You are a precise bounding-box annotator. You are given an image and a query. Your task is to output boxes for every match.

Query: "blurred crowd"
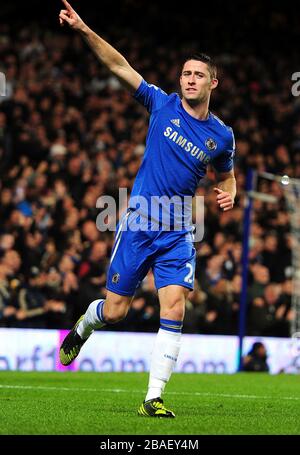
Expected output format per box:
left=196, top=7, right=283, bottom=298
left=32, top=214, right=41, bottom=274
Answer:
left=0, top=2, right=299, bottom=336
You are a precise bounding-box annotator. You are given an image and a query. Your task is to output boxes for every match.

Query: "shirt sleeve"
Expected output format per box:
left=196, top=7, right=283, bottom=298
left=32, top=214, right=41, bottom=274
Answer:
left=133, top=79, right=169, bottom=113
left=211, top=127, right=235, bottom=173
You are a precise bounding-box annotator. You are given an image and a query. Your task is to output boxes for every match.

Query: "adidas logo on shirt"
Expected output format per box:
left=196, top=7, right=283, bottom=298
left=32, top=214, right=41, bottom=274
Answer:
left=170, top=118, right=180, bottom=127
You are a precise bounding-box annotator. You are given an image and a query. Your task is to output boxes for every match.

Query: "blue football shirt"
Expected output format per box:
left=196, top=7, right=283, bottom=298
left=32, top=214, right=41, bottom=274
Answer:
left=129, top=79, right=235, bottom=229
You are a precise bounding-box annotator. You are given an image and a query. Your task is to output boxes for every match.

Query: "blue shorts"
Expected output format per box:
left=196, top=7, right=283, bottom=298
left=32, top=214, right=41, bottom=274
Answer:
left=106, top=210, right=196, bottom=296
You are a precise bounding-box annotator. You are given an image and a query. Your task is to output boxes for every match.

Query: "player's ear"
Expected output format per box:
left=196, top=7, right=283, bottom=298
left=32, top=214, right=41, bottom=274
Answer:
left=210, top=78, right=218, bottom=90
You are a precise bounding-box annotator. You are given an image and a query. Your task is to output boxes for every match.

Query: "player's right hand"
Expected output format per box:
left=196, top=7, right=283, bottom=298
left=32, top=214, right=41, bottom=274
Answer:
left=59, top=0, right=85, bottom=31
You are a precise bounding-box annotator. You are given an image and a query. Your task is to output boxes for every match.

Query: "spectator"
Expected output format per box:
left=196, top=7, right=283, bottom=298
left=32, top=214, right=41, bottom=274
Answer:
left=248, top=283, right=283, bottom=336
left=13, top=266, right=47, bottom=328
left=248, top=263, right=270, bottom=302
left=242, top=341, right=269, bottom=372
left=0, top=264, right=13, bottom=326
left=77, top=241, right=108, bottom=313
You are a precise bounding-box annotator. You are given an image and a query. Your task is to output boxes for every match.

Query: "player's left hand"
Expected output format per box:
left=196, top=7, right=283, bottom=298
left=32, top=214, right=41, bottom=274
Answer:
left=214, top=187, right=234, bottom=211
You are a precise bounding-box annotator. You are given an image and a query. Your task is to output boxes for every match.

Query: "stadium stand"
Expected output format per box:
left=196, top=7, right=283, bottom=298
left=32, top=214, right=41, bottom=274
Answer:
left=0, top=0, right=299, bottom=336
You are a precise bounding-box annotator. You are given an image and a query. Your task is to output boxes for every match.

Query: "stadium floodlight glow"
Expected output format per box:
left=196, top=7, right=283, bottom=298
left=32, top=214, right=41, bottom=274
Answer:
left=281, top=175, right=290, bottom=186
left=258, top=171, right=297, bottom=186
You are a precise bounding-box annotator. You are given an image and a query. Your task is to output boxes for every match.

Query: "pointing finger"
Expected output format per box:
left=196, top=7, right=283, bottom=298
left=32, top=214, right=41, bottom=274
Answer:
left=61, top=0, right=73, bottom=11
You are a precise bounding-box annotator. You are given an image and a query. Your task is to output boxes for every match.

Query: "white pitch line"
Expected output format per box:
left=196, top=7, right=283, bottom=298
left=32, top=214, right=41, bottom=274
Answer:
left=0, top=384, right=299, bottom=401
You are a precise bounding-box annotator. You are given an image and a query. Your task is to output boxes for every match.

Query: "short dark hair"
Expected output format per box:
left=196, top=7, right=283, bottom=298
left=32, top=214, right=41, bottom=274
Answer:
left=249, top=342, right=265, bottom=355
left=182, top=53, right=217, bottom=80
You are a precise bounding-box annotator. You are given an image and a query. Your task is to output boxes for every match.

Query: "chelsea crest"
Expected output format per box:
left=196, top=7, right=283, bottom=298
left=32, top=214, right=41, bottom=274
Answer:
left=205, top=138, right=217, bottom=151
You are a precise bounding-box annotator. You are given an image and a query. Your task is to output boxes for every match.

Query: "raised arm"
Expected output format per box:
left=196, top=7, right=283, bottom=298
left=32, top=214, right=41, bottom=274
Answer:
left=59, top=0, right=142, bottom=93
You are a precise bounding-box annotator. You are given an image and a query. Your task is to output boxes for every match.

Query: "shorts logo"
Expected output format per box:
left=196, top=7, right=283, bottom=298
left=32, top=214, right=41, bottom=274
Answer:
left=112, top=273, right=120, bottom=284
left=205, top=138, right=217, bottom=151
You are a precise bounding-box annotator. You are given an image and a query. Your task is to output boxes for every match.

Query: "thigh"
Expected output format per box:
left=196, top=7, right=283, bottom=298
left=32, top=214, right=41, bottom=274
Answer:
left=106, top=212, right=153, bottom=296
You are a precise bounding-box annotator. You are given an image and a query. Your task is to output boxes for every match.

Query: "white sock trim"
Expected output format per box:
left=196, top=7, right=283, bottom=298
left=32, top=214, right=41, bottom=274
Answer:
left=77, top=299, right=106, bottom=339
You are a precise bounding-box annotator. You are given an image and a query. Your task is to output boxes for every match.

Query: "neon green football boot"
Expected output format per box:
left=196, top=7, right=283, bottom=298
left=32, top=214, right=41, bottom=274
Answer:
left=138, top=397, right=175, bottom=418
left=59, top=315, right=86, bottom=366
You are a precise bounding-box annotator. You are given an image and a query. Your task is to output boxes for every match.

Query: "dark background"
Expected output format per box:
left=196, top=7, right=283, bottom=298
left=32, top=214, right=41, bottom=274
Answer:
left=0, top=0, right=299, bottom=337
left=0, top=0, right=299, bottom=55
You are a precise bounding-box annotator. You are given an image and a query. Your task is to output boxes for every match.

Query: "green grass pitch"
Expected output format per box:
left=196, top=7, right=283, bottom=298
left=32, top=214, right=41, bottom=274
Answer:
left=0, top=371, right=299, bottom=435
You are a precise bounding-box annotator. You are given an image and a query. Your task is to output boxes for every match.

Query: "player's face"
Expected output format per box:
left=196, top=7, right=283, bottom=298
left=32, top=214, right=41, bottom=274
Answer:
left=180, top=60, right=218, bottom=104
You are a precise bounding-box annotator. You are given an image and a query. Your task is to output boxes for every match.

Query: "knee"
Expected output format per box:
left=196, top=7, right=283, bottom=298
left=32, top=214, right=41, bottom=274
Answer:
left=104, top=307, right=128, bottom=324
left=103, top=296, right=130, bottom=324
left=161, top=296, right=186, bottom=321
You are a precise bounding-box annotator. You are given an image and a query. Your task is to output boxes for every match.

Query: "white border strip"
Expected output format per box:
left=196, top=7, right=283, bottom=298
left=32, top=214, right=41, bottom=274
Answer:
left=0, top=384, right=298, bottom=401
